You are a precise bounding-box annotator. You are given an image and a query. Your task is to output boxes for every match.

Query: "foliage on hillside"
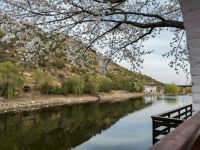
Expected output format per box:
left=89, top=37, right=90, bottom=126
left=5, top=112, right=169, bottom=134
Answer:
left=0, top=62, right=23, bottom=98
left=0, top=24, right=163, bottom=99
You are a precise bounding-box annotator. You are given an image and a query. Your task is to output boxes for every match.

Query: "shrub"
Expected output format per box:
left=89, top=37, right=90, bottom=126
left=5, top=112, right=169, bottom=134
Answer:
left=60, top=81, right=69, bottom=95
left=133, top=82, right=145, bottom=92
left=107, top=74, right=134, bottom=92
left=84, top=74, right=100, bottom=94
left=120, top=78, right=134, bottom=92
left=51, top=86, right=63, bottom=95
left=133, top=83, right=141, bottom=92
left=33, top=68, right=56, bottom=89
left=109, top=75, right=124, bottom=90
left=39, top=83, right=65, bottom=95
left=0, top=62, right=23, bottom=99
left=123, top=81, right=134, bottom=92
left=66, top=75, right=85, bottom=95
left=39, top=82, right=53, bottom=94
left=7, top=85, right=15, bottom=99
left=98, top=76, right=113, bottom=92
left=51, top=61, right=65, bottom=69
left=33, top=68, right=46, bottom=89
left=164, top=83, right=179, bottom=95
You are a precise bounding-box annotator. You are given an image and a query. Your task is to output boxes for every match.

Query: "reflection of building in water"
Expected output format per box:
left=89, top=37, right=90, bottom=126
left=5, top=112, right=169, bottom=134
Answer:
left=144, top=83, right=157, bottom=93
left=144, top=96, right=157, bottom=103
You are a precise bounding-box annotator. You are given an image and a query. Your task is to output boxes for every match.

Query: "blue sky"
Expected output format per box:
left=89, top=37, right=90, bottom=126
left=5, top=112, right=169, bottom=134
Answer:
left=118, top=31, right=191, bottom=85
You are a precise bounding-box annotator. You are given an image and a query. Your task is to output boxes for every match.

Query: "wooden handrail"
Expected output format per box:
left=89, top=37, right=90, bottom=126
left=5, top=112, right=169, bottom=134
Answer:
left=157, top=104, right=192, bottom=117
left=152, top=116, right=184, bottom=124
left=150, top=111, right=200, bottom=150
left=151, top=104, right=193, bottom=144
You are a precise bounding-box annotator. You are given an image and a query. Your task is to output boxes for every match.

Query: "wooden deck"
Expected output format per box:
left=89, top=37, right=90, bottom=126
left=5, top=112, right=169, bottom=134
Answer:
left=152, top=104, right=193, bottom=144
left=150, top=105, right=200, bottom=150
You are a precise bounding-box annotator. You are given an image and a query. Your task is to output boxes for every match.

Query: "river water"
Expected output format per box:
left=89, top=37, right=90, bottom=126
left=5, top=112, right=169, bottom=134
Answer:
left=0, top=95, right=192, bottom=150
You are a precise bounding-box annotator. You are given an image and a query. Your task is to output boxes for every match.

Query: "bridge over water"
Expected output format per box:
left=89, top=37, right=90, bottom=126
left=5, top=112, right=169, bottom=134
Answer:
left=178, top=85, right=192, bottom=88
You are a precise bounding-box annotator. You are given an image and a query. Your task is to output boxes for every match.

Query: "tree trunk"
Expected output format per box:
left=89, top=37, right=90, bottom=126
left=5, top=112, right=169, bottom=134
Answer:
left=179, top=0, right=200, bottom=111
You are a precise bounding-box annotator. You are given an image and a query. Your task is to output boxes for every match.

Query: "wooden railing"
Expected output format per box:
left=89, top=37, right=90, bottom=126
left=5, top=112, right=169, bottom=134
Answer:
left=152, top=104, right=193, bottom=144
left=150, top=111, right=200, bottom=150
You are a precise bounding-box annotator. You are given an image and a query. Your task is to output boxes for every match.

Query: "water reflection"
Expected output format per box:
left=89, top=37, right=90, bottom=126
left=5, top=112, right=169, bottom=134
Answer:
left=0, top=98, right=152, bottom=150
left=165, top=98, right=177, bottom=105
left=144, top=96, right=157, bottom=103
left=74, top=96, right=192, bottom=150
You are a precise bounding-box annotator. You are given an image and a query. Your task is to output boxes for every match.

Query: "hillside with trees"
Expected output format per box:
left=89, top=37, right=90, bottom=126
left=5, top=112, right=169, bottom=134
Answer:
left=0, top=21, right=162, bottom=99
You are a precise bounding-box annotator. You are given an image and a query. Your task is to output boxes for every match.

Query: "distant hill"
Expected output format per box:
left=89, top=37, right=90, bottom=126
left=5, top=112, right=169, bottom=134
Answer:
left=0, top=19, right=163, bottom=91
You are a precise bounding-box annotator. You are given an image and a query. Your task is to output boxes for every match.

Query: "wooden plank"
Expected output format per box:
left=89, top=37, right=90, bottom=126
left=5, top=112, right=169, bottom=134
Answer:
left=154, top=121, right=180, bottom=129
left=154, top=128, right=170, bottom=137
left=152, top=116, right=184, bottom=124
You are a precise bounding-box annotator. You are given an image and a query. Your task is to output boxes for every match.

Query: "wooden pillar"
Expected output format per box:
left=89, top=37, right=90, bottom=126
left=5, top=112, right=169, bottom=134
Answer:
left=179, top=0, right=200, bottom=111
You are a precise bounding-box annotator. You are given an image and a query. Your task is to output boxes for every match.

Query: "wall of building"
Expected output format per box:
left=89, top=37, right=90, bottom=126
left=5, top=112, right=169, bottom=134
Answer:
left=144, top=86, right=157, bottom=93
left=179, top=0, right=200, bottom=110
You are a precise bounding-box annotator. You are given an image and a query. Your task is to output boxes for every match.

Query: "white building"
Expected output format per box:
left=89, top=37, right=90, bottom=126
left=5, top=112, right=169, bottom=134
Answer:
left=144, top=83, right=157, bottom=93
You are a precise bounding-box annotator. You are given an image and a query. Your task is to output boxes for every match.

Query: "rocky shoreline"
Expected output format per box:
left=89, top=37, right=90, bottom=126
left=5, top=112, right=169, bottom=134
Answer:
left=0, top=91, right=146, bottom=114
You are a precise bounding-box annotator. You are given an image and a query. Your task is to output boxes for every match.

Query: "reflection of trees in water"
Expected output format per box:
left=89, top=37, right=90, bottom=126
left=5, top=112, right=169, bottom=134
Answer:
left=0, top=98, right=152, bottom=150
left=164, top=98, right=177, bottom=105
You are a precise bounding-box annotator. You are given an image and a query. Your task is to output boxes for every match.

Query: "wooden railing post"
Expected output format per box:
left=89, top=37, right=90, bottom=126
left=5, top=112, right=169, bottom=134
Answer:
left=152, top=118, right=155, bottom=144
left=186, top=107, right=188, bottom=119
left=167, top=114, right=170, bottom=132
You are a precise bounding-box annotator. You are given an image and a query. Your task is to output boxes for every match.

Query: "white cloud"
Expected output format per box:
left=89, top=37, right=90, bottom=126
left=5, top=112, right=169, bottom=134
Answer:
left=117, top=31, right=191, bottom=85
left=142, top=54, right=190, bottom=84
left=118, top=54, right=191, bottom=84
